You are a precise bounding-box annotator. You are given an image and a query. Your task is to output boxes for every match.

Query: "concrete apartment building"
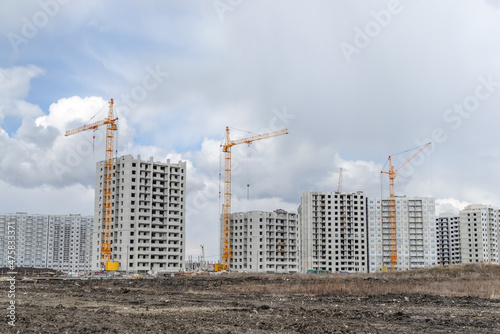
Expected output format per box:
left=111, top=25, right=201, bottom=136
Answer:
left=223, top=210, right=299, bottom=273
left=368, top=197, right=437, bottom=272
left=436, top=213, right=461, bottom=266
left=0, top=213, right=93, bottom=273
left=459, top=204, right=499, bottom=264
left=298, top=191, right=368, bottom=273
left=92, top=154, right=186, bottom=274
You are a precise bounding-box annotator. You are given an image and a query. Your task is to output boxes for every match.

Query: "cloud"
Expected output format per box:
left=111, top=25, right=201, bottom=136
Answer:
left=0, top=65, right=45, bottom=122
left=0, top=71, right=138, bottom=188
left=1, top=2, right=500, bottom=260
left=436, top=198, right=470, bottom=215
left=485, top=0, right=500, bottom=8
left=16, top=117, right=58, bottom=148
left=0, top=179, right=94, bottom=215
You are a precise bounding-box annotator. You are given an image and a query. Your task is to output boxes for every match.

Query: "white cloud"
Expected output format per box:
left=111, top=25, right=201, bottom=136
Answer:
left=1, top=2, right=500, bottom=260
left=0, top=71, right=138, bottom=188
left=485, top=0, right=500, bottom=8
left=0, top=179, right=94, bottom=215
left=436, top=198, right=470, bottom=215
left=36, top=96, right=108, bottom=132
left=0, top=65, right=44, bottom=122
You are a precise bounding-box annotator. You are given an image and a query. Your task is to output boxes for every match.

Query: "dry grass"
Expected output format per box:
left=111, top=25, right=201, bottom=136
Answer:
left=203, top=264, right=500, bottom=299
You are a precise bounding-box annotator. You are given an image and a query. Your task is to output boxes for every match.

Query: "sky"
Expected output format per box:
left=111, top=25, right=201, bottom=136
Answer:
left=1, top=0, right=500, bottom=260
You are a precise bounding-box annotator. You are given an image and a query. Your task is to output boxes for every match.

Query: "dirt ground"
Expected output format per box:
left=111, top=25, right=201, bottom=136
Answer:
left=1, top=269, right=500, bottom=333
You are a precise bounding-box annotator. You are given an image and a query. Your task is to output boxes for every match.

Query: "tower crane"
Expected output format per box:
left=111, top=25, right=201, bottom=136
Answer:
left=65, top=99, right=119, bottom=271
left=381, top=142, right=431, bottom=272
left=220, top=126, right=288, bottom=271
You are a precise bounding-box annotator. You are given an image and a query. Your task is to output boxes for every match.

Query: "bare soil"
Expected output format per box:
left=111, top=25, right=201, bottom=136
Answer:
left=1, top=266, right=500, bottom=333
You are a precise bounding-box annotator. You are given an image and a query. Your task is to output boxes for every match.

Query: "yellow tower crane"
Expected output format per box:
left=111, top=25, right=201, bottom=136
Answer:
left=381, top=142, right=431, bottom=272
left=220, top=126, right=288, bottom=271
left=65, top=99, right=119, bottom=271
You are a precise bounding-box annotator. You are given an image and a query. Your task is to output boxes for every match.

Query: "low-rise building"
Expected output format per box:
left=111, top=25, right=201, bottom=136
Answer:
left=223, top=210, right=299, bottom=273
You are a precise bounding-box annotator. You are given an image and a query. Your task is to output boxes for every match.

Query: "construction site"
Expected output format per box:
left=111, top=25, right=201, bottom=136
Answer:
left=1, top=264, right=499, bottom=333
left=51, top=101, right=436, bottom=276
left=1, top=100, right=499, bottom=333
left=2, top=2, right=500, bottom=332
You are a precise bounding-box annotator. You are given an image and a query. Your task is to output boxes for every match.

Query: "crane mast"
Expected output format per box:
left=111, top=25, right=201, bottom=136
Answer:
left=221, top=126, right=288, bottom=271
left=65, top=99, right=119, bottom=271
left=381, top=142, right=431, bottom=272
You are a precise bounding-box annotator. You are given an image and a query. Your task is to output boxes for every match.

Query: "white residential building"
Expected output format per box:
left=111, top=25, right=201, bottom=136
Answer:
left=298, top=191, right=368, bottom=273
left=367, top=197, right=437, bottom=272
left=92, top=154, right=186, bottom=274
left=0, top=213, right=93, bottom=273
left=223, top=210, right=299, bottom=273
left=436, top=213, right=461, bottom=266
left=459, top=204, right=499, bottom=264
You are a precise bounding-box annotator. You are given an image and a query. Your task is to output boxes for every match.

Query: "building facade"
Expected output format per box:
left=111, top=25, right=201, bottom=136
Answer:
left=298, top=191, right=368, bottom=273
left=92, top=154, right=186, bottom=274
left=436, top=213, right=461, bottom=266
left=223, top=210, right=299, bottom=273
left=367, top=197, right=437, bottom=272
left=459, top=204, right=499, bottom=264
left=0, top=213, right=93, bottom=273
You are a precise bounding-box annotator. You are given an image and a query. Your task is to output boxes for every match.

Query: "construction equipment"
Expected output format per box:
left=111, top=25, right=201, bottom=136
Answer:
left=381, top=142, right=431, bottom=272
left=200, top=245, right=206, bottom=271
left=336, top=167, right=344, bottom=193
left=65, top=99, right=119, bottom=271
left=220, top=126, right=288, bottom=271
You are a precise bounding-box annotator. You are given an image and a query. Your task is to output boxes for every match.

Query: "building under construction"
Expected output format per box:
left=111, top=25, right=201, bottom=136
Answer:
left=298, top=190, right=368, bottom=273
left=221, top=210, right=299, bottom=273
left=459, top=204, right=500, bottom=265
left=436, top=213, right=461, bottom=266
left=367, top=197, right=437, bottom=272
left=92, top=154, right=186, bottom=274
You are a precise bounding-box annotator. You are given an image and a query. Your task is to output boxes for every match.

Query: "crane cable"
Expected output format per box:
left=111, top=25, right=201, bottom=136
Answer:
left=115, top=117, right=119, bottom=161
left=228, top=126, right=256, bottom=136
left=246, top=143, right=250, bottom=201
left=429, top=151, right=434, bottom=197
left=384, top=143, right=431, bottom=170
left=86, top=101, right=109, bottom=157
left=92, top=129, right=96, bottom=156
left=86, top=101, right=107, bottom=154
left=218, top=133, right=224, bottom=247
